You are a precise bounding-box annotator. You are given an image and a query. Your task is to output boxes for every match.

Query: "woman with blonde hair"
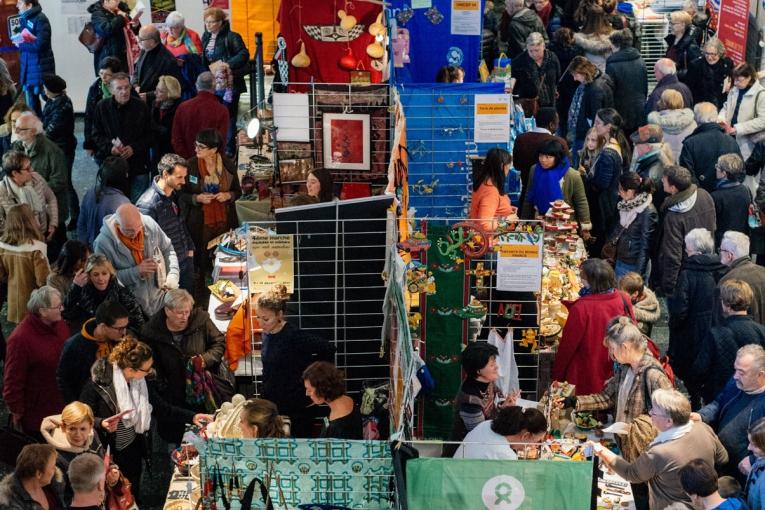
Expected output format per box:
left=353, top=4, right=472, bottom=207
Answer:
left=0, top=203, right=49, bottom=323
left=686, top=37, right=733, bottom=109
left=150, top=74, right=183, bottom=163
left=239, top=398, right=288, bottom=439
left=647, top=89, right=696, bottom=163
left=664, top=10, right=700, bottom=81
left=63, top=253, right=144, bottom=331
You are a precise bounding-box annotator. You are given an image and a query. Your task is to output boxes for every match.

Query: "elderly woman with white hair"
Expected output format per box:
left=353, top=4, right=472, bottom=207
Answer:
left=510, top=32, right=561, bottom=113
left=593, top=388, right=728, bottom=510
left=664, top=10, right=700, bottom=82
left=685, top=38, right=733, bottom=109
left=161, top=11, right=202, bottom=57
left=2, top=285, right=69, bottom=438
left=139, top=288, right=228, bottom=443
left=720, top=231, right=765, bottom=326
left=667, top=228, right=727, bottom=409
left=711, top=154, right=751, bottom=248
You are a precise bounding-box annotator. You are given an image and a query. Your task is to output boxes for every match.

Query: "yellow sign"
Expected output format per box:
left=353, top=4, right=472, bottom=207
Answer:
left=454, top=0, right=480, bottom=9
left=476, top=103, right=509, bottom=115
left=248, top=234, right=294, bottom=293
left=498, top=244, right=539, bottom=258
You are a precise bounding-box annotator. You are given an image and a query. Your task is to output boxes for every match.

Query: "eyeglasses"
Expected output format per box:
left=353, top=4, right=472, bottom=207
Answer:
left=134, top=366, right=154, bottom=374
left=107, top=324, right=128, bottom=333
left=42, top=304, right=64, bottom=311
left=194, top=142, right=212, bottom=151
left=14, top=126, right=33, bottom=132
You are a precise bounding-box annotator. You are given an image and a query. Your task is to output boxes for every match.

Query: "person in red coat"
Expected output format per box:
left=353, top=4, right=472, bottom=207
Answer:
left=3, top=285, right=69, bottom=438
left=171, top=71, right=228, bottom=159
left=552, top=258, right=635, bottom=395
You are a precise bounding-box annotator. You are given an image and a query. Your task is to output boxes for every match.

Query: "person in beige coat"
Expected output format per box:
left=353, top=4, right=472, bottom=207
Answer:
left=0, top=150, right=57, bottom=236
left=0, top=204, right=49, bottom=323
left=593, top=388, right=728, bottom=510
left=719, top=63, right=765, bottom=164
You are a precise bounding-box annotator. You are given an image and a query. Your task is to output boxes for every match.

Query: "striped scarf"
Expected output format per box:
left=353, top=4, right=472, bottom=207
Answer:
left=567, top=83, right=585, bottom=142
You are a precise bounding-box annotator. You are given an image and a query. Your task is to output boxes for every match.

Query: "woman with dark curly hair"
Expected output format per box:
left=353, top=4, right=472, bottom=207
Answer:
left=47, top=240, right=90, bottom=301
left=303, top=361, right=361, bottom=439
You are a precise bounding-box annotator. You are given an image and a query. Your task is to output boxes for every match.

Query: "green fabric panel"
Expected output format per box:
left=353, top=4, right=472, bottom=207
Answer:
left=406, top=458, right=594, bottom=510
left=422, top=397, right=457, bottom=439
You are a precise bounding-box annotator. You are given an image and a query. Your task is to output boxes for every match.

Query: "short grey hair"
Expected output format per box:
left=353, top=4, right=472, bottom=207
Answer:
left=163, top=288, right=194, bottom=310
left=721, top=231, right=750, bottom=259
left=604, top=316, right=647, bottom=351
left=526, top=32, right=545, bottom=47
left=17, top=111, right=43, bottom=134
left=196, top=71, right=214, bottom=92
left=694, top=102, right=718, bottom=124
left=651, top=388, right=691, bottom=426
left=165, top=11, right=185, bottom=28
left=685, top=228, right=714, bottom=255
left=68, top=453, right=104, bottom=494
left=738, top=344, right=765, bottom=373
left=717, top=153, right=745, bottom=180
left=654, top=58, right=677, bottom=76
left=681, top=0, right=697, bottom=11
left=704, top=37, right=726, bottom=57
left=27, top=285, right=61, bottom=315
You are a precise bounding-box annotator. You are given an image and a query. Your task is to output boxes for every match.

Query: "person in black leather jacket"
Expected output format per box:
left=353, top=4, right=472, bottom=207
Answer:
left=664, top=11, right=701, bottom=82
left=610, top=172, right=658, bottom=281
left=87, top=0, right=140, bottom=76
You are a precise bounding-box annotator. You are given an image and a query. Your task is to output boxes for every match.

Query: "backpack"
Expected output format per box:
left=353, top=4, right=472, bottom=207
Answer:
left=620, top=291, right=676, bottom=386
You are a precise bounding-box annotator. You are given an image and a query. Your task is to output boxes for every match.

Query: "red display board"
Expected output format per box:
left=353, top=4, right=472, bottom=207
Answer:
left=716, top=0, right=749, bottom=64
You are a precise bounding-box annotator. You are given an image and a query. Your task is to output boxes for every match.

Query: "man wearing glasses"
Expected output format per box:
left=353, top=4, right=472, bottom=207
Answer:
left=132, top=24, right=182, bottom=98
left=56, top=300, right=131, bottom=404
left=719, top=231, right=765, bottom=325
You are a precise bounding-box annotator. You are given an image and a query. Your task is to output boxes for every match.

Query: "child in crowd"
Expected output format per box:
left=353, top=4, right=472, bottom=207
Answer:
left=718, top=476, right=744, bottom=500
left=618, top=272, right=660, bottom=336
left=577, top=127, right=606, bottom=177
left=746, top=418, right=765, bottom=510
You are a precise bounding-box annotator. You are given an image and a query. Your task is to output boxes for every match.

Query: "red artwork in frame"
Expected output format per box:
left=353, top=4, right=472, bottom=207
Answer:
left=322, top=113, right=371, bottom=171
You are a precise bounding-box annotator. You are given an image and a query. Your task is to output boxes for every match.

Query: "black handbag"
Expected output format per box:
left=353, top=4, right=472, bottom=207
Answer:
left=0, top=417, right=37, bottom=467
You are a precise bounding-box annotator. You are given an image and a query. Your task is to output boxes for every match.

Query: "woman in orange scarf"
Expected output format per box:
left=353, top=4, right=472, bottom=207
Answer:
left=181, top=128, right=240, bottom=303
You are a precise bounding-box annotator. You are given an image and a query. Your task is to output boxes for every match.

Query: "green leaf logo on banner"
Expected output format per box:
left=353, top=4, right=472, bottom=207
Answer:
left=481, top=475, right=525, bottom=509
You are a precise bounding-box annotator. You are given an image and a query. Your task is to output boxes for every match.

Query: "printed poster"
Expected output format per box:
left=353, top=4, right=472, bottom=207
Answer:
left=474, top=94, right=511, bottom=143
left=248, top=234, right=294, bottom=293
left=495, top=231, right=543, bottom=292
left=716, top=0, right=748, bottom=64
left=451, top=0, right=481, bottom=36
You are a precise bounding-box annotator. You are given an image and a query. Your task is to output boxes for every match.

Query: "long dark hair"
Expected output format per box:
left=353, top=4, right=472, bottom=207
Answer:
left=618, top=172, right=655, bottom=195
left=473, top=148, right=512, bottom=196
left=308, top=168, right=334, bottom=203
left=595, top=108, right=632, bottom=167
left=96, top=157, right=129, bottom=203
left=51, top=240, right=89, bottom=278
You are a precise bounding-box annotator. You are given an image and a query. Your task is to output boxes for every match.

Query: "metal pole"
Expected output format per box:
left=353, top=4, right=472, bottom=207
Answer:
left=255, top=32, right=265, bottom=110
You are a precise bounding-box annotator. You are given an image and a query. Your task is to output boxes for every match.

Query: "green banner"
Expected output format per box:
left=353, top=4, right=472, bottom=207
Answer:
left=407, top=458, right=594, bottom=510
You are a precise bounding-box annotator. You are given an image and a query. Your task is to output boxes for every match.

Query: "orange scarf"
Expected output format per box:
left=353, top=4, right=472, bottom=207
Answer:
left=116, top=225, right=145, bottom=264
left=198, top=155, right=229, bottom=226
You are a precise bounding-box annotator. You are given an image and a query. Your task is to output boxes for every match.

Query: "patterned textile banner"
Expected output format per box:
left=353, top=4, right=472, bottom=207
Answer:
left=406, top=458, right=594, bottom=510
left=201, top=438, right=394, bottom=509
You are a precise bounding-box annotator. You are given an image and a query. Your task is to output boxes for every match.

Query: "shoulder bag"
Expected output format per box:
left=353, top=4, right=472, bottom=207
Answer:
left=748, top=90, right=765, bottom=145
left=79, top=22, right=104, bottom=54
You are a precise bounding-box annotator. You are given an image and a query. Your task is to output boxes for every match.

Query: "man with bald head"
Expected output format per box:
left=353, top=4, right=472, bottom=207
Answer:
left=133, top=24, right=182, bottom=97
left=645, top=58, right=693, bottom=114
left=93, top=203, right=179, bottom=316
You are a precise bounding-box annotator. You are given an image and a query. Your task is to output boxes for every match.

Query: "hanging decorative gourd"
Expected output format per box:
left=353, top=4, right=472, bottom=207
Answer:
left=338, top=9, right=357, bottom=31
left=368, top=12, right=385, bottom=37
left=291, top=41, right=311, bottom=68
left=366, top=11, right=386, bottom=60
left=339, top=46, right=358, bottom=70
left=366, top=39, right=385, bottom=59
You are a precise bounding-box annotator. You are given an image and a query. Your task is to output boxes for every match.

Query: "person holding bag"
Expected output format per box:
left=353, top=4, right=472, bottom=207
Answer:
left=569, top=316, right=672, bottom=510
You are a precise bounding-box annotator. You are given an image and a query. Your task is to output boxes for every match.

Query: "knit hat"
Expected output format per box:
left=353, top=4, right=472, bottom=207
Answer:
left=43, top=75, right=66, bottom=94
left=630, top=124, right=663, bottom=144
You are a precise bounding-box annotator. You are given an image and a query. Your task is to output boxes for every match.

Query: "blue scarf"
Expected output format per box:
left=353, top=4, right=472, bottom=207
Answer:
left=527, top=157, right=571, bottom=216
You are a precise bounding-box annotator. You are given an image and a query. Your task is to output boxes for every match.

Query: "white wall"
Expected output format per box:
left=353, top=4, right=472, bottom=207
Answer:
left=47, top=0, right=207, bottom=112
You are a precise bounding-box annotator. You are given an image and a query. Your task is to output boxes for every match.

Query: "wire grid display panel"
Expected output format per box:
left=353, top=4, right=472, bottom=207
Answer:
left=397, top=83, right=512, bottom=219
left=200, top=438, right=394, bottom=509
left=242, top=200, right=394, bottom=397
left=636, top=18, right=670, bottom=90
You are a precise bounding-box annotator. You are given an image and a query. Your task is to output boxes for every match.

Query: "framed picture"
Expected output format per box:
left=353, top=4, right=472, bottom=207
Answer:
left=322, top=113, right=370, bottom=171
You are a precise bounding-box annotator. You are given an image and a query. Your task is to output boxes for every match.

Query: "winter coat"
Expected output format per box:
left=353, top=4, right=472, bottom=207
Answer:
left=150, top=98, right=180, bottom=161
left=139, top=307, right=226, bottom=442
left=587, top=144, right=623, bottom=238
left=137, top=178, right=194, bottom=263
left=12, top=134, right=69, bottom=222
left=500, top=8, right=548, bottom=58
left=2, top=312, right=68, bottom=435
left=573, top=70, right=614, bottom=141
left=694, top=315, right=765, bottom=403
left=746, top=455, right=765, bottom=510
left=180, top=155, right=241, bottom=255
left=605, top=47, right=648, bottom=131
left=521, top=166, right=591, bottom=229
left=646, top=109, right=696, bottom=164
left=133, top=44, right=182, bottom=94
left=0, top=472, right=65, bottom=510
left=83, top=79, right=106, bottom=152
left=712, top=181, right=751, bottom=247
left=552, top=290, right=635, bottom=395
left=576, top=353, right=671, bottom=461
left=549, top=41, right=583, bottom=132
left=613, top=201, right=658, bottom=276
left=91, top=96, right=152, bottom=177
left=656, top=185, right=717, bottom=294
left=573, top=31, right=612, bottom=72
left=0, top=172, right=57, bottom=235
left=719, top=81, right=765, bottom=159
left=645, top=74, right=693, bottom=114
left=42, top=94, right=76, bottom=158
left=0, top=240, right=49, bottom=323
left=511, top=50, right=561, bottom=107
left=633, top=287, right=661, bottom=337
left=171, top=91, right=229, bottom=159
left=686, top=55, right=734, bottom=109
left=58, top=319, right=113, bottom=404
left=720, top=257, right=765, bottom=325
left=76, top=186, right=130, bottom=248
left=92, top=213, right=179, bottom=317
left=201, top=21, right=250, bottom=96
left=634, top=150, right=669, bottom=211
left=664, top=29, right=701, bottom=81
left=63, top=277, right=145, bottom=333
left=17, top=5, right=55, bottom=89
left=680, top=123, right=743, bottom=193
left=87, top=1, right=133, bottom=75
left=666, top=253, right=727, bottom=385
